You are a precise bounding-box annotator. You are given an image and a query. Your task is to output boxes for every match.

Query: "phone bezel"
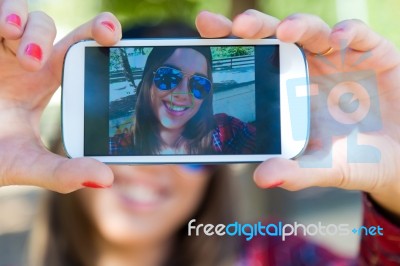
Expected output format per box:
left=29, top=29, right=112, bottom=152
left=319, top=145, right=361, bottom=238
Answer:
left=62, top=38, right=309, bottom=164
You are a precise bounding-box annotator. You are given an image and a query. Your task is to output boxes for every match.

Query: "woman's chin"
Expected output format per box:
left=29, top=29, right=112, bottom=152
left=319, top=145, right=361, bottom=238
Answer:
left=159, top=118, right=185, bottom=132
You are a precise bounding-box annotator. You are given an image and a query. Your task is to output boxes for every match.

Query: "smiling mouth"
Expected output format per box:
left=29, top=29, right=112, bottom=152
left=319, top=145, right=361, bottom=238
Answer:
left=118, top=184, right=162, bottom=204
left=164, top=101, right=190, bottom=112
left=113, top=180, right=170, bottom=210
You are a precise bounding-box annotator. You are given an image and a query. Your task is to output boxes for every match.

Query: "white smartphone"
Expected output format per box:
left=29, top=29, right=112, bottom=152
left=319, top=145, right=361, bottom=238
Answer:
left=62, top=38, right=309, bottom=164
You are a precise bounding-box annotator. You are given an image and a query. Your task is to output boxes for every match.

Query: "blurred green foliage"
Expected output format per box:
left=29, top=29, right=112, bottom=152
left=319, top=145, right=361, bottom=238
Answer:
left=31, top=0, right=400, bottom=48
left=261, top=0, right=400, bottom=48
left=102, top=0, right=197, bottom=26
left=367, top=0, right=400, bottom=48
left=261, top=0, right=337, bottom=25
left=101, top=0, right=231, bottom=28
left=29, top=0, right=99, bottom=29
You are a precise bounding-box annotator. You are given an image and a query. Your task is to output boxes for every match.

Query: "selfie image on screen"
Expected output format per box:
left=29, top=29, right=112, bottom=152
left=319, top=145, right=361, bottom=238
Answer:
left=83, top=45, right=280, bottom=156
left=108, top=46, right=259, bottom=156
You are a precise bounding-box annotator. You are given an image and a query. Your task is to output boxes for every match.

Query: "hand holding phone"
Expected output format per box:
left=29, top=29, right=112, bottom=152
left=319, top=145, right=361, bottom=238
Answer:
left=0, top=2, right=119, bottom=192
left=62, top=38, right=310, bottom=164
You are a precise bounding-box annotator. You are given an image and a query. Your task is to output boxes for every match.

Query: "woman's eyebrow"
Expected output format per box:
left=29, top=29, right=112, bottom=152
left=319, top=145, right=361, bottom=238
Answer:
left=162, top=64, right=208, bottom=78
left=162, top=64, right=182, bottom=71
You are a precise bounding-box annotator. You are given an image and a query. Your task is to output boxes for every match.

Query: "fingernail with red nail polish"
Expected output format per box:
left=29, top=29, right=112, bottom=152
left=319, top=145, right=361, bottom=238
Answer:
left=82, top=181, right=111, bottom=189
left=266, top=180, right=284, bottom=189
left=6, top=14, right=21, bottom=28
left=101, top=21, right=115, bottom=32
left=25, top=43, right=42, bottom=61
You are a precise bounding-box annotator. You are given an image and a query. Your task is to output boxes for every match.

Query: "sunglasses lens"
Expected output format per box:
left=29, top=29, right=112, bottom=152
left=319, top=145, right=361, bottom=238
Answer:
left=154, top=67, right=182, bottom=90
left=154, top=67, right=211, bottom=99
left=190, top=76, right=211, bottom=99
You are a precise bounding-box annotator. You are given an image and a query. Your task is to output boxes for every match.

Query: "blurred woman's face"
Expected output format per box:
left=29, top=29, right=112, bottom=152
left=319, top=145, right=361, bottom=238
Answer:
left=79, top=165, right=210, bottom=247
left=150, top=48, right=208, bottom=131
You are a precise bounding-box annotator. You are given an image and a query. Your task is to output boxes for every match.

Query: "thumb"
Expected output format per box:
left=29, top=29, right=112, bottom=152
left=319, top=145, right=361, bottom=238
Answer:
left=254, top=148, right=384, bottom=192
left=253, top=156, right=345, bottom=191
left=9, top=151, right=114, bottom=193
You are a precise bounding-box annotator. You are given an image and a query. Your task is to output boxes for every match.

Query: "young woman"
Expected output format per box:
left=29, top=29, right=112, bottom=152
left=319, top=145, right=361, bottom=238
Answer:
left=0, top=1, right=399, bottom=265
left=111, top=45, right=256, bottom=155
left=28, top=165, right=240, bottom=266
left=133, top=46, right=216, bottom=155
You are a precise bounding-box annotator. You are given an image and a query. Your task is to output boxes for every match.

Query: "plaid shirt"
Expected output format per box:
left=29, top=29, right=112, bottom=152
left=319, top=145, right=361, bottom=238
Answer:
left=239, top=194, right=400, bottom=266
left=109, top=113, right=256, bottom=155
left=212, top=113, right=256, bottom=154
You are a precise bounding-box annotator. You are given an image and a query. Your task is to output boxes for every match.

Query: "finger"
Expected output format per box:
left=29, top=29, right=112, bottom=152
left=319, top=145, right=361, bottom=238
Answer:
left=195, top=10, right=232, bottom=38
left=331, top=20, right=400, bottom=72
left=0, top=0, right=28, bottom=39
left=13, top=11, right=56, bottom=71
left=254, top=136, right=384, bottom=192
left=330, top=19, right=383, bottom=52
left=254, top=156, right=384, bottom=192
left=49, top=12, right=122, bottom=84
left=254, top=137, right=348, bottom=190
left=231, top=9, right=280, bottom=39
left=10, top=150, right=114, bottom=193
left=253, top=157, right=344, bottom=191
left=277, top=13, right=332, bottom=55
left=330, top=19, right=380, bottom=52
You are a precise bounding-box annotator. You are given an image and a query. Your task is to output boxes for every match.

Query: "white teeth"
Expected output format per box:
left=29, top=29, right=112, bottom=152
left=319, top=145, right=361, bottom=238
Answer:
left=119, top=185, right=160, bottom=204
left=167, top=103, right=188, bottom=112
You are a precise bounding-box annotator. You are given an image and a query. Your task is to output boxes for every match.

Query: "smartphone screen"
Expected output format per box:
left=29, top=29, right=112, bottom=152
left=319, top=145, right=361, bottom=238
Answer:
left=83, top=45, right=281, bottom=156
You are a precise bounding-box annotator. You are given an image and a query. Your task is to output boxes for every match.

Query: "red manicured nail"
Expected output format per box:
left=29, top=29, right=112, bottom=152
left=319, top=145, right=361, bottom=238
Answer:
left=25, top=43, right=42, bottom=61
left=6, top=14, right=21, bottom=28
left=82, top=181, right=111, bottom=189
left=266, top=180, right=284, bottom=189
left=101, top=21, right=115, bottom=32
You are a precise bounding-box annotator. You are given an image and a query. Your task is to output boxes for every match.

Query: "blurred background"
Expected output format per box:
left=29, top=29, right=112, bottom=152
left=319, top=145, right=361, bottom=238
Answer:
left=27, top=0, right=400, bottom=46
left=1, top=0, right=400, bottom=265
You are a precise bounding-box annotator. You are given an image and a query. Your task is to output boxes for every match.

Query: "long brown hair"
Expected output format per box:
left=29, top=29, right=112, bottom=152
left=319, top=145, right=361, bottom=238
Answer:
left=134, top=46, right=216, bottom=154
left=28, top=166, right=239, bottom=266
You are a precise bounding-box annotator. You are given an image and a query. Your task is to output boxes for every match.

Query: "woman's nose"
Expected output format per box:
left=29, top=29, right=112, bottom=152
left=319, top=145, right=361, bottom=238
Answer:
left=172, top=76, right=191, bottom=99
